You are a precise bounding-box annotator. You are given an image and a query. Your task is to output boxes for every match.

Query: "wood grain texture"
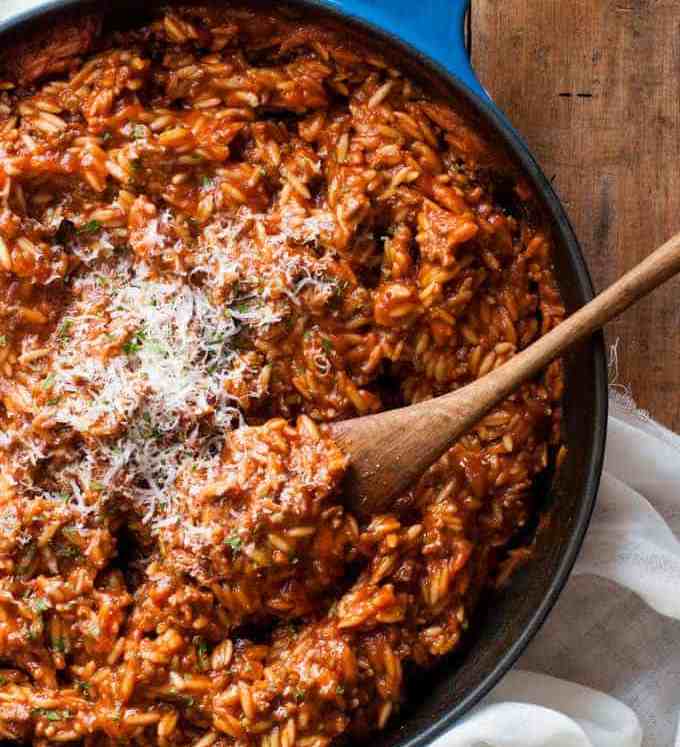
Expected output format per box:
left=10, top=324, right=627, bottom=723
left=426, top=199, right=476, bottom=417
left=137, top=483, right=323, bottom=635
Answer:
left=472, top=0, right=680, bottom=429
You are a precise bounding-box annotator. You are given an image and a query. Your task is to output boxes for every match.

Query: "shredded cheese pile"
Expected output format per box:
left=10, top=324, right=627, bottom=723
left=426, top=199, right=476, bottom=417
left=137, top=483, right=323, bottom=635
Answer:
left=19, top=205, right=342, bottom=535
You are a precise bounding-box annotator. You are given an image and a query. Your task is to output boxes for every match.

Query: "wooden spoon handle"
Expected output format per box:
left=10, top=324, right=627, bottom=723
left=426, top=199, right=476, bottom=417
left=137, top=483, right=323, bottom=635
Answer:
left=332, top=230, right=680, bottom=515
left=463, top=228, right=680, bottom=409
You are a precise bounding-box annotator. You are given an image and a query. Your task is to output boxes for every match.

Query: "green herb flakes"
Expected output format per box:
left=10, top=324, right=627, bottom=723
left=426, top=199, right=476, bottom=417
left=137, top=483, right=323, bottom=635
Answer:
left=194, top=637, right=209, bottom=671
left=77, top=220, right=102, bottom=235
left=225, top=534, right=243, bottom=552
left=32, top=708, right=70, bottom=721
left=57, top=318, right=73, bottom=341
left=52, top=637, right=66, bottom=653
left=123, top=328, right=147, bottom=354
left=32, top=597, right=49, bottom=613
left=41, top=374, right=56, bottom=390
left=77, top=680, right=91, bottom=696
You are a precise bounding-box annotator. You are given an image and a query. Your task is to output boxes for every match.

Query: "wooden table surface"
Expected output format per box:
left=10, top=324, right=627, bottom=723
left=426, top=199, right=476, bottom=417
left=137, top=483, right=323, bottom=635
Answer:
left=472, top=0, right=680, bottom=431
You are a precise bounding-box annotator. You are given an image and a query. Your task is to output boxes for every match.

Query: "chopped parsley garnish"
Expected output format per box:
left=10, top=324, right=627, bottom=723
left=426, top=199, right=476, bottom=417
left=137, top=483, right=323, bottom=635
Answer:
left=225, top=534, right=243, bottom=552
left=336, top=684, right=345, bottom=696
left=58, top=543, right=79, bottom=560
left=321, top=338, right=333, bottom=354
left=57, top=318, right=73, bottom=341
left=32, top=708, right=70, bottom=721
left=17, top=544, right=36, bottom=574
left=123, top=328, right=147, bottom=354
left=32, top=597, right=49, bottom=613
left=142, top=412, right=163, bottom=439
left=294, top=689, right=306, bottom=703
left=52, top=637, right=66, bottom=653
left=0, top=335, right=6, bottom=346
left=77, top=681, right=91, bottom=696
left=194, top=637, right=209, bottom=671
left=0, top=675, right=6, bottom=686
left=77, top=220, right=102, bottom=235
left=41, top=374, right=56, bottom=390
left=329, top=279, right=350, bottom=308
left=202, top=175, right=213, bottom=188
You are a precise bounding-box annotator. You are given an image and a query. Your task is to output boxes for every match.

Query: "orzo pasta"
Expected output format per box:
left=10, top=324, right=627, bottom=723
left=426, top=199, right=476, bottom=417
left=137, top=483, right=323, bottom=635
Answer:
left=0, top=5, right=565, bottom=745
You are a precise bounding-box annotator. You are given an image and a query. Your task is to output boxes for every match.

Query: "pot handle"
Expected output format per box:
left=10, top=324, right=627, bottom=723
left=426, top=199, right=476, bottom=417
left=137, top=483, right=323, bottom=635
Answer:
left=327, top=0, right=489, bottom=102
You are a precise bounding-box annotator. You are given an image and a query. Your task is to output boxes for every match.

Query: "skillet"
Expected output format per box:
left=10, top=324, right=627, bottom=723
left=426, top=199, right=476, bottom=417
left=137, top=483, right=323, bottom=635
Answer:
left=0, top=1, right=608, bottom=744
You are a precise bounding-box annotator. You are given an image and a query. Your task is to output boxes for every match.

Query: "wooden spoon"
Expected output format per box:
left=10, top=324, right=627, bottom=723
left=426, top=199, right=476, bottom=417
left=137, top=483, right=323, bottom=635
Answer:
left=330, top=231, right=680, bottom=516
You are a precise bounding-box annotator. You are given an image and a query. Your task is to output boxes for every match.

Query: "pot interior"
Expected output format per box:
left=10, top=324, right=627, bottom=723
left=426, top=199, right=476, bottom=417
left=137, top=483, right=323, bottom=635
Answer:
left=0, top=3, right=608, bottom=746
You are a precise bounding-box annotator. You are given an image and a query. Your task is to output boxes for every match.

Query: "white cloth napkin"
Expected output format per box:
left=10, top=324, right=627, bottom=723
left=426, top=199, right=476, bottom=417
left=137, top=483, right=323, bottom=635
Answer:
left=1, top=2, right=679, bottom=743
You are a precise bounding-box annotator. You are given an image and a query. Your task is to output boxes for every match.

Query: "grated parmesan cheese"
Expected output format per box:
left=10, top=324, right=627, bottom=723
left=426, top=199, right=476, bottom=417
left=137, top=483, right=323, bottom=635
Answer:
left=9, top=199, right=347, bottom=534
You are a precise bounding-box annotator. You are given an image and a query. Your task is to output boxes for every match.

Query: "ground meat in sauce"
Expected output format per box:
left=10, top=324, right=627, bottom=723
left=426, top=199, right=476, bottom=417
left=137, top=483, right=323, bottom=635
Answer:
left=0, top=5, right=565, bottom=745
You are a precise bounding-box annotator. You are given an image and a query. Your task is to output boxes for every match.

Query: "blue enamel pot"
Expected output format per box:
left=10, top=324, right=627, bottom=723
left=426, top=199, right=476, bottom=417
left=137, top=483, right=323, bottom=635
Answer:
left=0, top=1, right=608, bottom=745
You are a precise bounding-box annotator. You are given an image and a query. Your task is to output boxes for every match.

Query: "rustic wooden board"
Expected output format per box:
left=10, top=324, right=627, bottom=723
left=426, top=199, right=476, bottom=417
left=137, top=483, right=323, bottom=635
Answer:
left=472, top=0, right=680, bottom=430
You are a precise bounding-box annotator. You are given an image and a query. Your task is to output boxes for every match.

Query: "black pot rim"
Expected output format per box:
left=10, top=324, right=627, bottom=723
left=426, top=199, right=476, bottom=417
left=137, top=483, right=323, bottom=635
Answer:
left=302, top=5, right=607, bottom=742
left=0, top=2, right=608, bottom=745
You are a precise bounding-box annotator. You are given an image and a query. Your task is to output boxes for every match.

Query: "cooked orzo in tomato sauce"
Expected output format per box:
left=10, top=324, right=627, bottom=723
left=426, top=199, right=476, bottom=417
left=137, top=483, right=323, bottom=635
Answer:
left=0, top=4, right=565, bottom=745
